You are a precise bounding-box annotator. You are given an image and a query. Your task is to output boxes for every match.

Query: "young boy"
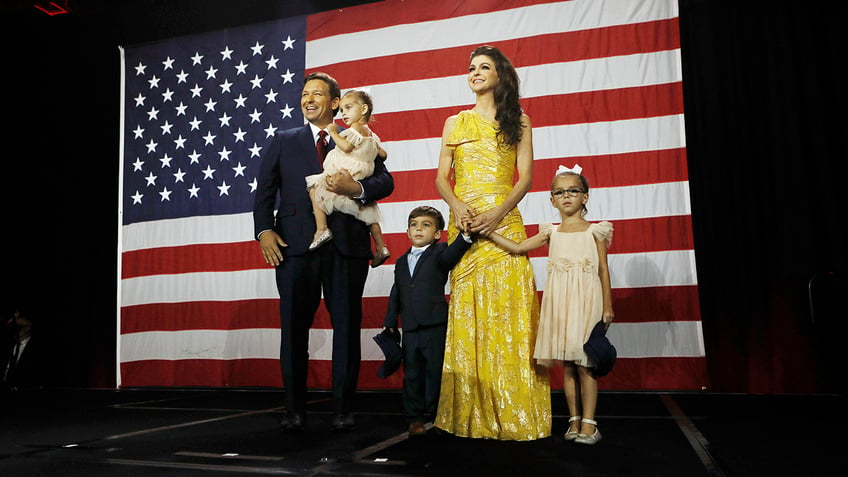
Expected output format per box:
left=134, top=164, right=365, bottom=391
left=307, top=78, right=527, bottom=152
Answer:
left=383, top=206, right=472, bottom=436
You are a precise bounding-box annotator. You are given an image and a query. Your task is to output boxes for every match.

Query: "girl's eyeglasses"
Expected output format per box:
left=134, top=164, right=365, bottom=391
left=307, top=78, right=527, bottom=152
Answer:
left=551, top=188, right=584, bottom=198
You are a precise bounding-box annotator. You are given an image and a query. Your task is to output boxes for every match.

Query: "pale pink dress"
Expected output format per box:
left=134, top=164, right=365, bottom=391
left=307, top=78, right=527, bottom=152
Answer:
left=534, top=221, right=613, bottom=367
left=305, top=128, right=382, bottom=225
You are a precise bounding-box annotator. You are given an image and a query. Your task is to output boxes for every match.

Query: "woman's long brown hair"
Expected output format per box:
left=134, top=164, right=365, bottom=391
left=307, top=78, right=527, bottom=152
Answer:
left=470, top=45, right=523, bottom=147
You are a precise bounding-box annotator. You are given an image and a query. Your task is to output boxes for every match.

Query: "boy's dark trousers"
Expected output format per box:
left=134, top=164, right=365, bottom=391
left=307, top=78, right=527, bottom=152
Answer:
left=401, top=323, right=447, bottom=422
left=383, top=236, right=472, bottom=423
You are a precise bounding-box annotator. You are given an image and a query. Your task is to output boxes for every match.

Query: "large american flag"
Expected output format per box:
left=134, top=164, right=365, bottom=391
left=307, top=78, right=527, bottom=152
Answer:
left=119, top=0, right=707, bottom=390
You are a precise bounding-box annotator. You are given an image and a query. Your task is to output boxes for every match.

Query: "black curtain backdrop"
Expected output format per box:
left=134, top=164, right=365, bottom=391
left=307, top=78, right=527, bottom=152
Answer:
left=679, top=0, right=846, bottom=393
left=3, top=0, right=845, bottom=394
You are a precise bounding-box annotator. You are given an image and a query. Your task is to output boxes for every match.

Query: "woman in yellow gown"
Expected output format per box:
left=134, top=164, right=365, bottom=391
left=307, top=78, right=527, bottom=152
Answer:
left=434, top=45, right=551, bottom=440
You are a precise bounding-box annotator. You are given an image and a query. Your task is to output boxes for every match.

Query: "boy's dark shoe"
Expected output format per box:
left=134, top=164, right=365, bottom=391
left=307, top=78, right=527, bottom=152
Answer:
left=408, top=421, right=427, bottom=436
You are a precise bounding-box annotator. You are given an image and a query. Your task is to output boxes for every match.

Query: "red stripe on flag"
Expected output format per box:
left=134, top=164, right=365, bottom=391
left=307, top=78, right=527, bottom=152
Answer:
left=522, top=216, right=695, bottom=256
left=609, top=285, right=701, bottom=324
left=388, top=148, right=689, bottom=203
left=121, top=359, right=282, bottom=388
left=608, top=215, right=695, bottom=253
left=361, top=287, right=703, bottom=328
left=120, top=214, right=691, bottom=279
left=121, top=300, right=280, bottom=333
left=122, top=241, right=264, bottom=279
left=120, top=359, right=405, bottom=389
left=120, top=356, right=708, bottom=391
left=530, top=149, right=690, bottom=190
left=372, top=83, right=685, bottom=142
left=550, top=356, right=708, bottom=391
left=120, top=283, right=700, bottom=334
left=525, top=83, right=685, bottom=129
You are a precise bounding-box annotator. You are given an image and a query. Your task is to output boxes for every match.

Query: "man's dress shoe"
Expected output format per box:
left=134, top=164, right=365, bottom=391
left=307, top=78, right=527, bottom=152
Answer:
left=280, top=412, right=305, bottom=432
left=331, top=413, right=355, bottom=431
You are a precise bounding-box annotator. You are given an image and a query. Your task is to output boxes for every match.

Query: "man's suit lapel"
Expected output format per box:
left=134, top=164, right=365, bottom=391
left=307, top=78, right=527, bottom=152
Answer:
left=296, top=126, right=318, bottom=170
left=297, top=124, right=337, bottom=172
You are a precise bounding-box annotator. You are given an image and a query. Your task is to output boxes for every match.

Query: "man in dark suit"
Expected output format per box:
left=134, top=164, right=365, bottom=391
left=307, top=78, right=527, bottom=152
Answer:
left=2, top=309, right=44, bottom=392
left=253, top=72, right=394, bottom=432
left=383, top=206, right=472, bottom=436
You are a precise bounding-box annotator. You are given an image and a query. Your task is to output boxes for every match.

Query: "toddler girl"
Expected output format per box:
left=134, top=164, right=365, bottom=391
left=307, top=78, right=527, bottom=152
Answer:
left=306, top=90, right=390, bottom=267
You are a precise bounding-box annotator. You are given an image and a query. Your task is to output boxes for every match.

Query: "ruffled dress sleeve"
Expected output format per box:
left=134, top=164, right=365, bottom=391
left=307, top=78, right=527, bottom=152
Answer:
left=340, top=127, right=363, bottom=147
left=538, top=223, right=554, bottom=239
left=445, top=110, right=481, bottom=148
left=591, top=221, right=613, bottom=248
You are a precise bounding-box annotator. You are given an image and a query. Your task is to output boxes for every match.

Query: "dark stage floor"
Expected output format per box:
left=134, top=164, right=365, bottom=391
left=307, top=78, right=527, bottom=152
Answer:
left=0, top=388, right=842, bottom=476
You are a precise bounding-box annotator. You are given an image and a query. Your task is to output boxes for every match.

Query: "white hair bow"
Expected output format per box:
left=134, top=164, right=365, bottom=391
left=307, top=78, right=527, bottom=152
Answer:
left=556, top=164, right=582, bottom=175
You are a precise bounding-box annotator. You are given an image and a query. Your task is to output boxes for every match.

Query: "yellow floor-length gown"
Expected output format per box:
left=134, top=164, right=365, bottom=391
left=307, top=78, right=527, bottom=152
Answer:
left=435, top=110, right=551, bottom=440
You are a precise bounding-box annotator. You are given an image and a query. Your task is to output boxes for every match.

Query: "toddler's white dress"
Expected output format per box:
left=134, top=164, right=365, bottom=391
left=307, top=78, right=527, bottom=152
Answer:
left=305, top=128, right=382, bottom=225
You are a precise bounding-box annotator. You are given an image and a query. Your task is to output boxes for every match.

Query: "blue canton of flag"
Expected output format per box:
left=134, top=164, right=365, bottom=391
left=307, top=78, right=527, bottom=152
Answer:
left=121, top=17, right=306, bottom=225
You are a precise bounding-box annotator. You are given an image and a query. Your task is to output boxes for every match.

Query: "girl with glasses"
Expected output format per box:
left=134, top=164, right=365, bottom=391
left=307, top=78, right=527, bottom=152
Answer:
left=487, top=165, right=614, bottom=445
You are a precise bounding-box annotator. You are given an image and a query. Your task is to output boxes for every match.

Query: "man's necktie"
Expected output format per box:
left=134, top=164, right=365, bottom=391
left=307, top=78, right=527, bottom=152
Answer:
left=408, top=248, right=424, bottom=276
left=316, top=130, right=328, bottom=167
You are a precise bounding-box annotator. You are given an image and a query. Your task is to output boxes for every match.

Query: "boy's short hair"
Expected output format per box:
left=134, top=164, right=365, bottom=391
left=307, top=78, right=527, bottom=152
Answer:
left=408, top=206, right=445, bottom=230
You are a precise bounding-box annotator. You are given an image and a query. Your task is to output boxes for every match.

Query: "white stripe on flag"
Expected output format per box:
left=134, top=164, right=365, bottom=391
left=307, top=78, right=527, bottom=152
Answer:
left=367, top=250, right=699, bottom=297
left=121, top=269, right=277, bottom=307
left=521, top=181, right=691, bottom=225
left=383, top=114, right=687, bottom=174
left=530, top=250, right=698, bottom=292
left=122, top=213, right=256, bottom=251
left=366, top=50, right=683, bottom=115
left=120, top=179, right=691, bottom=256
left=306, top=0, right=678, bottom=68
left=120, top=248, right=696, bottom=307
left=608, top=321, right=705, bottom=358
